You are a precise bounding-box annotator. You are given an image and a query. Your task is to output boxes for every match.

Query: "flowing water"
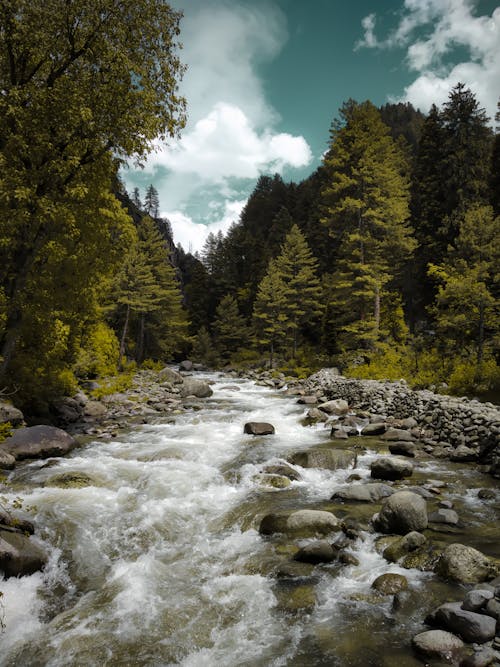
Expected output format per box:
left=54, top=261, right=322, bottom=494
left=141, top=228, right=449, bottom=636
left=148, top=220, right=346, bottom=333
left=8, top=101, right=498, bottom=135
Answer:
left=1, top=375, right=499, bottom=666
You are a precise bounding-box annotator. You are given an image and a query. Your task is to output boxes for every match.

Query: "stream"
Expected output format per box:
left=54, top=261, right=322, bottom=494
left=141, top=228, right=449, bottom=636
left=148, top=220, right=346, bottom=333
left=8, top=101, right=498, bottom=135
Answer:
left=0, top=374, right=499, bottom=666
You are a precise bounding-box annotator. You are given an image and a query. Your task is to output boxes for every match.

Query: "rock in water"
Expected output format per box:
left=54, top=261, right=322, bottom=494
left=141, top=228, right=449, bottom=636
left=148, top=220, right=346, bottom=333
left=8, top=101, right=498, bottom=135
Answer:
left=436, top=543, right=497, bottom=583
left=370, top=456, right=413, bottom=480
left=1, top=425, right=76, bottom=460
left=371, top=573, right=408, bottom=595
left=0, top=448, right=16, bottom=470
left=179, top=378, right=213, bottom=398
left=244, top=422, right=275, bottom=436
left=317, top=399, right=349, bottom=415
left=259, top=509, right=339, bottom=537
left=288, top=448, right=356, bottom=470
left=428, top=601, right=496, bottom=643
left=373, top=491, right=427, bottom=534
left=331, top=482, right=393, bottom=503
left=293, top=540, right=337, bottom=564
left=412, top=630, right=464, bottom=662
left=0, top=530, right=47, bottom=578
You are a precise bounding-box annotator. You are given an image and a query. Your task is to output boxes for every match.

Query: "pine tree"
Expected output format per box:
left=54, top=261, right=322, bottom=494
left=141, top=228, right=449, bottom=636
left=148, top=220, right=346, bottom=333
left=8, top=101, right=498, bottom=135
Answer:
left=274, top=225, right=323, bottom=357
left=322, top=100, right=414, bottom=352
left=131, top=187, right=143, bottom=210
left=253, top=260, right=288, bottom=367
left=212, top=294, right=249, bottom=360
left=144, top=184, right=160, bottom=218
left=491, top=98, right=500, bottom=216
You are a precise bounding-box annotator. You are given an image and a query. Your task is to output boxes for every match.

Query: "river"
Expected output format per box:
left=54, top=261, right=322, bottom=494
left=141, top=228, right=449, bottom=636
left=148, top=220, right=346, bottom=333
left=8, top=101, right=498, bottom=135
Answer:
left=0, top=374, right=499, bottom=666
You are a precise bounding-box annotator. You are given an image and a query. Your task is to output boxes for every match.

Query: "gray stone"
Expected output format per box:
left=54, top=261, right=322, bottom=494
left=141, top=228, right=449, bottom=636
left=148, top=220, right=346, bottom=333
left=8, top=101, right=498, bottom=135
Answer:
left=373, top=491, right=428, bottom=535
left=388, top=441, right=416, bottom=457
left=478, top=489, right=495, bottom=500
left=288, top=448, right=356, bottom=471
left=1, top=425, right=77, bottom=460
left=436, top=543, right=497, bottom=584
left=293, top=540, right=337, bottom=564
left=331, top=482, right=394, bottom=503
left=0, top=530, right=47, bottom=578
left=244, top=422, right=275, bottom=436
left=317, top=399, right=349, bottom=415
left=383, top=531, right=427, bottom=563
left=370, top=456, right=413, bottom=481
left=428, top=508, right=459, bottom=525
left=460, top=648, right=499, bottom=667
left=51, top=397, right=82, bottom=423
left=305, top=408, right=328, bottom=423
left=158, top=367, right=184, bottom=384
left=262, top=463, right=301, bottom=481
left=0, top=401, right=24, bottom=427
left=380, top=428, right=414, bottom=442
left=338, top=550, right=360, bottom=566
left=450, top=444, right=478, bottom=462
left=179, top=360, right=193, bottom=371
left=361, top=422, right=386, bottom=436
left=180, top=378, right=213, bottom=399
left=484, top=598, right=500, bottom=620
left=411, top=630, right=464, bottom=662
left=430, top=601, right=496, bottom=643
left=297, top=396, right=317, bottom=405
left=83, top=401, right=107, bottom=418
left=0, top=448, right=16, bottom=470
left=259, top=509, right=340, bottom=537
left=371, top=573, right=408, bottom=595
left=462, top=589, right=494, bottom=612
left=330, top=427, right=349, bottom=439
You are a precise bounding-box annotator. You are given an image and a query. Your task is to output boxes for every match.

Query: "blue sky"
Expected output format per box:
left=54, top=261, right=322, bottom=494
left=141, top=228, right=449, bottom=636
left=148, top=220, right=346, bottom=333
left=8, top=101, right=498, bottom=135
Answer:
left=122, top=0, right=500, bottom=253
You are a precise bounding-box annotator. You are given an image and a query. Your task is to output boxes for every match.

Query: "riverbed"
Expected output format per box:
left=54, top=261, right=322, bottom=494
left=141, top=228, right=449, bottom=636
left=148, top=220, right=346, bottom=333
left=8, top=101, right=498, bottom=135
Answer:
left=1, top=374, right=499, bottom=666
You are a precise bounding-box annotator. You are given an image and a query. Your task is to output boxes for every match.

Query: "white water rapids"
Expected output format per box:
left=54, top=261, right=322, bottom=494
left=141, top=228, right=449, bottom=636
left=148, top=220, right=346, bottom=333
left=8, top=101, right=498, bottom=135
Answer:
left=1, top=374, right=487, bottom=666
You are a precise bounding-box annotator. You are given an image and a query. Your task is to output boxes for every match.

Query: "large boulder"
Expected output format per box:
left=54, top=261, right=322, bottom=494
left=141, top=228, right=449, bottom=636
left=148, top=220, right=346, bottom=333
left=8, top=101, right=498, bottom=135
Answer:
left=436, top=543, right=498, bottom=584
left=244, top=422, right=275, bottom=436
left=383, top=531, right=427, bottom=563
left=371, top=573, right=408, bottom=595
left=0, top=530, right=47, bottom=578
left=373, top=491, right=428, bottom=535
left=0, top=401, right=24, bottom=427
left=1, top=425, right=77, bottom=460
left=317, top=399, right=349, bottom=416
left=388, top=442, right=416, bottom=457
left=259, top=509, right=340, bottom=537
left=0, top=448, right=16, bottom=470
left=361, top=422, right=386, bottom=436
left=427, top=601, right=496, bottom=644
left=370, top=456, right=413, bottom=481
left=411, top=630, right=465, bottom=663
left=331, top=482, right=393, bottom=503
left=293, top=540, right=337, bottom=564
left=179, top=360, right=193, bottom=372
left=159, top=367, right=184, bottom=385
left=288, top=448, right=356, bottom=470
left=50, top=397, right=83, bottom=423
left=380, top=428, right=414, bottom=442
left=83, top=401, right=107, bottom=419
left=179, top=378, right=213, bottom=399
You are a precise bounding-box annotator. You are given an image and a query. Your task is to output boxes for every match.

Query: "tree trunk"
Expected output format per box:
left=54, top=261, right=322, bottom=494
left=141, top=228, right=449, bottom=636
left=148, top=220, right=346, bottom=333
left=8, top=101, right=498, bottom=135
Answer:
left=119, top=304, right=130, bottom=370
left=374, top=284, right=381, bottom=333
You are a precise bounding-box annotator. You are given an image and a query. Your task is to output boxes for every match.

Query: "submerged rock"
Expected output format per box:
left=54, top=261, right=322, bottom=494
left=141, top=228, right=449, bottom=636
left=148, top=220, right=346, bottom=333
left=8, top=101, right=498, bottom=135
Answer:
left=373, top=491, right=427, bottom=535
left=44, top=472, right=96, bottom=488
left=1, top=425, right=77, bottom=460
left=261, top=462, right=301, bottom=481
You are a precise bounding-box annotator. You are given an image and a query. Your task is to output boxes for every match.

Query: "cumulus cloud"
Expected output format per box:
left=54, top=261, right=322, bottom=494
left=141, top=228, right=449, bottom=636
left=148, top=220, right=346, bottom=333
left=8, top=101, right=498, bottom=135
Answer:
left=166, top=199, right=247, bottom=253
left=123, top=0, right=312, bottom=253
left=357, top=0, right=500, bottom=119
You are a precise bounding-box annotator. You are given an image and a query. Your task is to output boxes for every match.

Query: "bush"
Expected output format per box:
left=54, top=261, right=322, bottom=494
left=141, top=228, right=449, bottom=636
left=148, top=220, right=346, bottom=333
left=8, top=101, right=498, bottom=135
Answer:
left=74, top=322, right=119, bottom=379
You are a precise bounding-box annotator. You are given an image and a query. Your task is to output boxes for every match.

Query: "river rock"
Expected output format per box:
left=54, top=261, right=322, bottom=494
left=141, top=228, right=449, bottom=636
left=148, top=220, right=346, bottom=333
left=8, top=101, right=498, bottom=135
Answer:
left=51, top=396, right=83, bottom=423
left=305, top=408, right=328, bottom=423
left=180, top=378, right=213, bottom=399
left=262, top=463, right=301, bottom=481
left=159, top=367, right=184, bottom=384
left=0, top=401, right=24, bottom=427
left=361, top=422, right=386, bottom=436
left=428, top=508, right=459, bottom=525
left=484, top=598, right=500, bottom=620
left=370, top=457, right=413, bottom=481
left=244, top=422, right=275, bottom=436
left=259, top=509, right=340, bottom=537
left=293, top=540, right=337, bottom=564
left=0, top=448, right=16, bottom=469
left=380, top=428, right=414, bottom=442
left=373, top=491, right=428, bottom=534
left=0, top=529, right=47, bottom=578
left=288, top=448, right=356, bottom=470
left=371, top=573, right=408, bottom=595
left=1, top=425, right=77, bottom=460
left=428, top=601, right=496, bottom=643
left=383, top=531, right=427, bottom=563
left=331, top=482, right=393, bottom=503
left=462, top=589, right=494, bottom=612
left=44, top=472, right=96, bottom=488
left=318, top=399, right=349, bottom=415
left=0, top=512, right=34, bottom=535
left=411, top=630, right=465, bottom=662
left=388, top=441, right=416, bottom=457
left=83, top=401, right=107, bottom=418
left=450, top=444, right=478, bottom=462
left=297, top=396, right=317, bottom=405
left=436, top=543, right=498, bottom=584
left=460, top=648, right=500, bottom=667
left=478, top=489, right=495, bottom=500
left=179, top=360, right=193, bottom=371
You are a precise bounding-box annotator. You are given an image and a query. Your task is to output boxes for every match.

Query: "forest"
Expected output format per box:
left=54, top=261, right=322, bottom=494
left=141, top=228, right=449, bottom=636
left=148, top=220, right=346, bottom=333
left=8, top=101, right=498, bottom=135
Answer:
left=0, top=1, right=499, bottom=416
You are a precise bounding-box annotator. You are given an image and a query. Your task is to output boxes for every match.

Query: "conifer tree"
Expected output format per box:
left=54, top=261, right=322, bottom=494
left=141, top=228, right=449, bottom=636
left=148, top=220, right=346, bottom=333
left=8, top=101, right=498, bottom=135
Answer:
left=212, top=294, right=249, bottom=360
left=253, top=260, right=288, bottom=367
left=491, top=98, right=500, bottom=216
left=144, top=185, right=160, bottom=218
left=322, top=100, right=414, bottom=352
left=132, top=187, right=143, bottom=210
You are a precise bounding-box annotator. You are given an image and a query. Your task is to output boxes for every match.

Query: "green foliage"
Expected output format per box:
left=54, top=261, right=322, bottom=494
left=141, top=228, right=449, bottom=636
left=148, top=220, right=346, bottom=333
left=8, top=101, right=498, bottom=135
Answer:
left=212, top=295, right=250, bottom=360
left=74, top=322, right=119, bottom=379
left=0, top=422, right=12, bottom=444
left=192, top=326, right=220, bottom=368
left=90, top=371, right=134, bottom=399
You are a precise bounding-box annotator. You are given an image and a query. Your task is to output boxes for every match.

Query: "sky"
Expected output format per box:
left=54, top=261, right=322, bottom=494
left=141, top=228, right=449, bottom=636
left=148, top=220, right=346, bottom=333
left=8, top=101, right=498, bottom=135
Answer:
left=122, top=0, right=500, bottom=253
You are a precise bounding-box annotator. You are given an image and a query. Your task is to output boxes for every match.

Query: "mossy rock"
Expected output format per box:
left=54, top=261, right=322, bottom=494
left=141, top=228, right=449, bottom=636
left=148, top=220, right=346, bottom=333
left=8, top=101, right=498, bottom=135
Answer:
left=371, top=573, right=408, bottom=595
left=276, top=583, right=316, bottom=613
left=253, top=473, right=291, bottom=490
left=402, top=548, right=438, bottom=571
left=44, top=471, right=96, bottom=488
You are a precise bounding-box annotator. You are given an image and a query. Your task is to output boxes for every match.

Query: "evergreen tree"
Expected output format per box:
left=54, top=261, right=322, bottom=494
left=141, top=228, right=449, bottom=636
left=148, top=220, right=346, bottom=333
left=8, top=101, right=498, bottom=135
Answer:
left=212, top=294, right=249, bottom=360
left=132, top=187, right=143, bottom=210
left=144, top=184, right=160, bottom=218
left=322, top=100, right=414, bottom=352
left=491, top=98, right=500, bottom=216
left=274, top=225, right=323, bottom=357
left=253, top=260, right=288, bottom=367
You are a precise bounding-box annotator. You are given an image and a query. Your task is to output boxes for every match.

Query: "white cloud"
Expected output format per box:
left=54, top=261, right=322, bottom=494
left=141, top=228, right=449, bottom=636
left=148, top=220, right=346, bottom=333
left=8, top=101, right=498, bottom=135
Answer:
left=166, top=199, right=247, bottom=253
left=357, top=0, right=500, bottom=119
